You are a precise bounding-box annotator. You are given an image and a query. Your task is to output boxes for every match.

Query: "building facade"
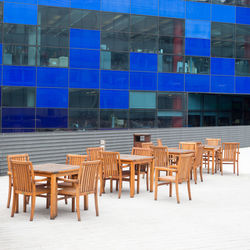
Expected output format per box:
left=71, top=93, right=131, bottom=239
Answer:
left=1, top=0, right=250, bottom=133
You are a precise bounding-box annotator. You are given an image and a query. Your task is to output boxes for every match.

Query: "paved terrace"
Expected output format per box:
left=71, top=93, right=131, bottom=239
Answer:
left=0, top=148, right=250, bottom=250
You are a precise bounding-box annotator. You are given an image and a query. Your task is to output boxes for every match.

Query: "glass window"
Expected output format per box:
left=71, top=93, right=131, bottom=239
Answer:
left=100, top=110, right=128, bottom=128
left=236, top=0, right=250, bottom=7
left=158, top=55, right=184, bottom=73
left=212, top=0, right=235, bottom=5
left=158, top=111, right=185, bottom=128
left=69, top=109, right=98, bottom=130
left=38, top=6, right=70, bottom=27
left=203, top=112, right=217, bottom=126
left=188, top=94, right=202, bottom=111
left=4, top=24, right=36, bottom=45
left=236, top=42, right=250, bottom=59
left=2, top=86, right=35, bottom=107
left=0, top=2, right=3, bottom=23
left=218, top=112, right=231, bottom=126
left=187, top=0, right=210, bottom=2
left=235, top=59, right=250, bottom=76
left=37, top=47, right=69, bottom=67
left=159, top=17, right=185, bottom=37
left=129, top=110, right=156, bottom=128
left=188, top=112, right=201, bottom=127
left=71, top=9, right=99, bottom=30
left=159, top=36, right=184, bottom=55
left=129, top=92, right=156, bottom=109
left=131, top=15, right=158, bottom=34
left=3, top=45, right=36, bottom=66
left=158, top=93, right=186, bottom=110
left=101, top=32, right=129, bottom=52
left=219, top=95, right=232, bottom=111
left=211, top=22, right=235, bottom=41
left=204, top=95, right=217, bottom=111
left=236, top=24, right=250, bottom=43
left=37, top=27, right=69, bottom=47
left=185, top=56, right=210, bottom=74
left=101, top=12, right=129, bottom=33
left=211, top=40, right=235, bottom=58
left=100, top=51, right=129, bottom=70
left=130, top=34, right=158, bottom=53
left=69, top=89, right=99, bottom=108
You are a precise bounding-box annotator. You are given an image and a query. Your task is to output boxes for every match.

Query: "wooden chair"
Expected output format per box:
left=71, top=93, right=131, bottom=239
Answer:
left=179, top=142, right=196, bottom=151
left=151, top=146, right=169, bottom=169
left=10, top=160, right=49, bottom=221
left=100, top=151, right=130, bottom=198
left=141, top=142, right=154, bottom=148
left=192, top=145, right=204, bottom=184
left=205, top=138, right=221, bottom=146
left=58, top=160, right=100, bottom=221
left=157, top=139, right=163, bottom=146
left=154, top=153, right=193, bottom=203
left=131, top=147, right=152, bottom=192
left=87, top=147, right=104, bottom=161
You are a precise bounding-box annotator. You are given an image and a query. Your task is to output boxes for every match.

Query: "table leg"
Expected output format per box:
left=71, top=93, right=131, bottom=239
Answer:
left=50, top=175, right=57, bottom=219
left=212, top=150, right=215, bottom=175
left=150, top=160, right=154, bottom=192
left=130, top=162, right=135, bottom=198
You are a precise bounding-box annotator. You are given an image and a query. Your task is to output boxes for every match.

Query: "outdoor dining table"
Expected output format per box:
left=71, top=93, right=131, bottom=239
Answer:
left=168, top=148, right=195, bottom=156
left=203, top=145, right=221, bottom=174
left=119, top=154, right=155, bottom=197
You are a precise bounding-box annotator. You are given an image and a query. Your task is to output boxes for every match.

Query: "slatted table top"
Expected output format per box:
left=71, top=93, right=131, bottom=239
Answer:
left=33, top=163, right=79, bottom=174
left=168, top=148, right=195, bottom=154
left=119, top=154, right=154, bottom=162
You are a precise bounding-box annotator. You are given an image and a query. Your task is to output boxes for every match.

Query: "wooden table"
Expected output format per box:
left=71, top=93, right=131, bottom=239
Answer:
left=203, top=145, right=221, bottom=174
left=33, top=163, right=79, bottom=220
left=119, top=154, right=154, bottom=197
left=168, top=148, right=195, bottom=156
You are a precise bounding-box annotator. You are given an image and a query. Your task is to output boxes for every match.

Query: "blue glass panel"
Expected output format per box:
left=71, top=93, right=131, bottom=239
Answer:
left=185, top=20, right=211, bottom=39
left=185, top=38, right=210, bottom=57
left=101, top=0, right=130, bottom=13
left=71, top=0, right=100, bottom=10
left=185, top=74, right=210, bottom=92
left=235, top=76, right=250, bottom=94
left=3, top=66, right=36, bottom=87
left=130, top=72, right=157, bottom=91
left=159, top=0, right=185, bottom=18
left=2, top=108, right=35, bottom=128
left=101, top=70, right=129, bottom=90
left=130, top=53, right=157, bottom=72
left=0, top=67, right=2, bottom=86
left=131, top=0, right=158, bottom=16
left=5, top=0, right=37, bottom=4
left=70, top=49, right=100, bottom=69
left=211, top=75, right=234, bottom=93
left=236, top=7, right=250, bottom=25
left=158, top=73, right=184, bottom=91
left=38, top=0, right=70, bottom=7
left=130, top=92, right=156, bottom=109
left=36, top=108, right=68, bottom=128
left=186, top=2, right=211, bottom=21
left=0, top=44, right=2, bottom=65
left=2, top=129, right=35, bottom=133
left=211, top=58, right=235, bottom=76
left=36, top=88, right=68, bottom=108
left=70, top=29, right=100, bottom=50
left=212, top=4, right=236, bottom=23
left=100, top=90, right=129, bottom=109
left=4, top=3, right=37, bottom=25
left=69, top=69, right=99, bottom=89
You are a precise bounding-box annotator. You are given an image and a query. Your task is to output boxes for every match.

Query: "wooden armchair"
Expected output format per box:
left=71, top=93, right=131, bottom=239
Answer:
left=205, top=138, right=221, bottom=146
left=58, top=160, right=100, bottom=221
left=86, top=147, right=104, bottom=161
left=157, top=139, right=163, bottom=146
left=179, top=142, right=197, bottom=151
left=141, top=142, right=154, bottom=148
left=10, top=160, right=49, bottom=221
left=154, top=154, right=193, bottom=203
left=192, top=145, right=204, bottom=184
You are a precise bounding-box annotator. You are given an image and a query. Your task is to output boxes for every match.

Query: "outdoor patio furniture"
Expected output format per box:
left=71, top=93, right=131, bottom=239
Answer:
left=154, top=153, right=193, bottom=204
left=10, top=160, right=50, bottom=221
left=203, top=145, right=221, bottom=174
left=141, top=142, right=154, bottom=148
left=58, top=160, right=100, bottom=221
left=151, top=145, right=169, bottom=172
left=205, top=138, right=221, bottom=146
left=86, top=147, right=104, bottom=161
left=179, top=142, right=197, bottom=151
left=192, top=145, right=204, bottom=184
left=157, top=139, right=163, bottom=146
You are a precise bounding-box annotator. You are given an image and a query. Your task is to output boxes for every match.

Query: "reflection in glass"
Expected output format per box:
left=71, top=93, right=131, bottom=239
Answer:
left=211, top=22, right=235, bottom=41
left=129, top=110, right=156, bottom=128
left=212, top=0, right=235, bottom=5
left=101, top=51, right=129, bottom=70
left=159, top=36, right=184, bottom=54
left=158, top=93, right=186, bottom=110
left=211, top=40, right=235, bottom=58
left=100, top=110, right=128, bottom=128
left=101, top=32, right=129, bottom=52
left=188, top=112, right=201, bottom=127
left=203, top=112, right=217, bottom=126
left=236, top=42, right=250, bottom=59
left=218, top=112, right=231, bottom=126
left=188, top=94, right=202, bottom=110
left=0, top=2, right=3, bottom=23
left=185, top=56, right=210, bottom=74
left=236, top=24, right=250, bottom=43
left=236, top=0, right=250, bottom=7
left=204, top=95, right=217, bottom=111
left=235, top=59, right=250, bottom=76
left=129, top=92, right=156, bottom=109
left=69, top=89, right=99, bottom=108
left=131, top=15, right=158, bottom=34
left=101, top=12, right=129, bottom=32
left=159, top=17, right=185, bottom=37
left=158, top=55, right=184, bottom=73
left=158, top=111, right=185, bottom=128
left=130, top=34, right=158, bottom=53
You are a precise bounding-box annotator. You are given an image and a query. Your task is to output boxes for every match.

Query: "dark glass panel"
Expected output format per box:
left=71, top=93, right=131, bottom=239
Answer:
left=218, top=112, right=231, bottom=126
left=188, top=94, right=202, bottom=111
left=131, top=15, right=158, bottom=34
left=158, top=93, right=186, bottom=110
left=69, top=89, right=99, bottom=108
left=38, top=27, right=69, bottom=47
left=159, top=17, right=185, bottom=37
left=158, top=111, right=185, bottom=128
left=3, top=45, right=36, bottom=66
left=211, top=40, right=235, bottom=58
left=219, top=95, right=232, bottom=111
left=69, top=109, right=98, bottom=130
left=203, top=112, right=217, bottom=126
left=130, top=34, right=158, bottom=53
left=236, top=0, right=250, bottom=7
left=4, top=24, right=36, bottom=45
left=129, top=110, right=156, bottom=128
left=158, top=55, right=184, bottom=73
left=211, top=22, right=235, bottom=41
left=185, top=56, right=210, bottom=74
left=236, top=42, right=250, bottom=59
left=100, top=51, right=129, bottom=70
left=188, top=112, right=201, bottom=127
left=235, top=59, right=250, bottom=76
left=0, top=23, right=2, bottom=43
left=212, top=0, right=235, bottom=5
left=159, top=36, right=184, bottom=54
left=71, top=9, right=99, bottom=30
left=101, top=12, right=129, bottom=32
left=236, top=24, right=250, bottom=43
left=204, top=95, right=217, bottom=111
left=101, top=32, right=129, bottom=52
left=38, top=6, right=70, bottom=27
left=100, top=110, right=128, bottom=128
left=37, top=47, right=69, bottom=67
left=2, top=87, right=35, bottom=107
left=0, top=2, right=3, bottom=23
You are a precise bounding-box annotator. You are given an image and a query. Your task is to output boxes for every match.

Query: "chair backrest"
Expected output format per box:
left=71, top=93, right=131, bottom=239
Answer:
left=66, top=154, right=86, bottom=165
left=222, top=143, right=239, bottom=161
left=87, top=147, right=104, bottom=161
left=179, top=142, right=196, bottom=151
left=205, top=138, right=221, bottom=146
left=141, top=142, right=154, bottom=148
left=193, top=145, right=203, bottom=169
left=176, top=154, right=193, bottom=182
left=151, top=146, right=168, bottom=167
left=101, top=151, right=120, bottom=178
left=131, top=147, right=152, bottom=156
left=157, top=139, right=163, bottom=146
left=10, top=160, right=34, bottom=193
left=7, top=154, right=29, bottom=172
left=78, top=160, right=100, bottom=193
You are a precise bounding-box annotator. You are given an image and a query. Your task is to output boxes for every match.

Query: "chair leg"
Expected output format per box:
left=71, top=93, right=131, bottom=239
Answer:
left=118, top=175, right=122, bottom=199
left=175, top=181, right=180, bottom=204
left=65, top=196, right=68, bottom=205
left=116, top=180, right=118, bottom=191
left=146, top=169, right=149, bottom=191
left=15, top=194, right=19, bottom=213
left=46, top=193, right=50, bottom=209
left=187, top=180, right=192, bottom=201
left=30, top=195, right=36, bottom=221
left=169, top=183, right=172, bottom=197
left=110, top=180, right=113, bottom=193
left=23, top=195, right=27, bottom=213
left=194, top=168, right=197, bottom=184
left=137, top=168, right=140, bottom=194
left=221, top=161, right=223, bottom=176
left=200, top=166, right=203, bottom=182
left=11, top=193, right=16, bottom=217
left=233, top=162, right=235, bottom=174
left=154, top=174, right=158, bottom=201
left=94, top=192, right=99, bottom=216
left=84, top=195, right=88, bottom=210
left=237, top=161, right=239, bottom=176
left=76, top=195, right=80, bottom=221
left=72, top=198, right=75, bottom=212
left=7, top=177, right=12, bottom=208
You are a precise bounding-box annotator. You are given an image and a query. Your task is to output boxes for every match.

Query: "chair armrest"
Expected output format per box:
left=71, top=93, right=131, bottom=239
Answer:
left=34, top=178, right=49, bottom=183
left=155, top=167, right=177, bottom=172
left=57, top=177, right=78, bottom=184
